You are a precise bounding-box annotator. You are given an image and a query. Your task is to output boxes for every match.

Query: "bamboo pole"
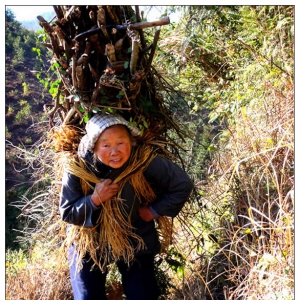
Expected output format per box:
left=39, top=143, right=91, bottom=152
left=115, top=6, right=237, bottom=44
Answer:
left=128, top=17, right=170, bottom=30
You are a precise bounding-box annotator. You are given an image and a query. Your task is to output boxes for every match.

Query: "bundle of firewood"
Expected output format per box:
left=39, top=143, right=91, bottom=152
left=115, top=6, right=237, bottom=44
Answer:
left=37, top=5, right=181, bottom=142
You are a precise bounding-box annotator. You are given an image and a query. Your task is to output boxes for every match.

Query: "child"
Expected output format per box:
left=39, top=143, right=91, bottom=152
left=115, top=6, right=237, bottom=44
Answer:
left=59, top=113, right=193, bottom=300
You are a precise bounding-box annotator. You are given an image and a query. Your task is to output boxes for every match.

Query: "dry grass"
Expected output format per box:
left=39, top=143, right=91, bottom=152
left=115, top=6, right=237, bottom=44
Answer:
left=6, top=245, right=73, bottom=300
left=5, top=245, right=125, bottom=300
left=149, top=35, right=294, bottom=298
left=199, top=79, right=294, bottom=299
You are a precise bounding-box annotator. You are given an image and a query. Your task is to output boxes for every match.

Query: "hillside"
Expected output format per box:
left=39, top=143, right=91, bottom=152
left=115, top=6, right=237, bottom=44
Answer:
left=5, top=9, right=52, bottom=188
left=5, top=53, right=51, bottom=190
left=5, top=12, right=52, bottom=249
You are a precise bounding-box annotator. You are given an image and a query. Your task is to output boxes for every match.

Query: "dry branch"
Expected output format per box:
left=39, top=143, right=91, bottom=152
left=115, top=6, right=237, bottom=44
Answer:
left=37, top=5, right=177, bottom=147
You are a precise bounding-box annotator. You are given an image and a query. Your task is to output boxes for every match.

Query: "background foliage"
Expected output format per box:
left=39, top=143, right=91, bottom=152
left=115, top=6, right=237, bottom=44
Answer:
left=5, top=5, right=294, bottom=300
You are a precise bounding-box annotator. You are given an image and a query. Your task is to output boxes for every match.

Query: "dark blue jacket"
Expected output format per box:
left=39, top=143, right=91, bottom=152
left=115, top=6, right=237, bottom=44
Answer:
left=59, top=150, right=194, bottom=255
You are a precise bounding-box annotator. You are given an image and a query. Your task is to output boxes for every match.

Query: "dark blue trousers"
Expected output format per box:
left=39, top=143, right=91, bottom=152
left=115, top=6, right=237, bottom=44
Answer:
left=69, top=246, right=160, bottom=300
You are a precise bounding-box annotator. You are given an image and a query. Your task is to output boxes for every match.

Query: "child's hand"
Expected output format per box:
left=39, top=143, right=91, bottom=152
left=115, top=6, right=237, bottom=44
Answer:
left=91, top=179, right=119, bottom=206
left=138, top=206, right=155, bottom=222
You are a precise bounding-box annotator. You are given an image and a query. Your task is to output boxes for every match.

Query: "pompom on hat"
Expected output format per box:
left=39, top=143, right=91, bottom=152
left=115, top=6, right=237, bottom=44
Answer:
left=78, top=113, right=140, bottom=157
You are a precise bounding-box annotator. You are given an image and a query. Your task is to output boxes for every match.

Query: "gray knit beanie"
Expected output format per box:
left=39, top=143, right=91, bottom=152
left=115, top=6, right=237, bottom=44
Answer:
left=78, top=113, right=140, bottom=158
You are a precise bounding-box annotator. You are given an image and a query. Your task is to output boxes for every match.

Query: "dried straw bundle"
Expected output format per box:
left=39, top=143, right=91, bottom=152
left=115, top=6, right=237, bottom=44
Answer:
left=48, top=125, right=84, bottom=154
left=156, top=216, right=174, bottom=253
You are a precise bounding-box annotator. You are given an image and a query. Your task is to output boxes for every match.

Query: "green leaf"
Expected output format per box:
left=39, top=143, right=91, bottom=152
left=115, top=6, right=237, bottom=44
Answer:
left=78, top=105, right=85, bottom=113
left=83, top=112, right=91, bottom=123
left=92, top=107, right=100, bottom=113
left=177, top=266, right=185, bottom=277
left=143, top=119, right=148, bottom=128
left=107, top=108, right=116, bottom=114
left=243, top=229, right=251, bottom=235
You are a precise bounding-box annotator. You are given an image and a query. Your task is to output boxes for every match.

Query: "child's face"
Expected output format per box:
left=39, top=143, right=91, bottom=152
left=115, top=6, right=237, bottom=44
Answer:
left=94, top=125, right=132, bottom=168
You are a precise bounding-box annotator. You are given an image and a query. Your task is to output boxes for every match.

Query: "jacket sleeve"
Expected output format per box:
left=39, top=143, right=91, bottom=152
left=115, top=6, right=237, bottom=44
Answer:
left=59, top=171, right=101, bottom=227
left=144, top=156, right=194, bottom=218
